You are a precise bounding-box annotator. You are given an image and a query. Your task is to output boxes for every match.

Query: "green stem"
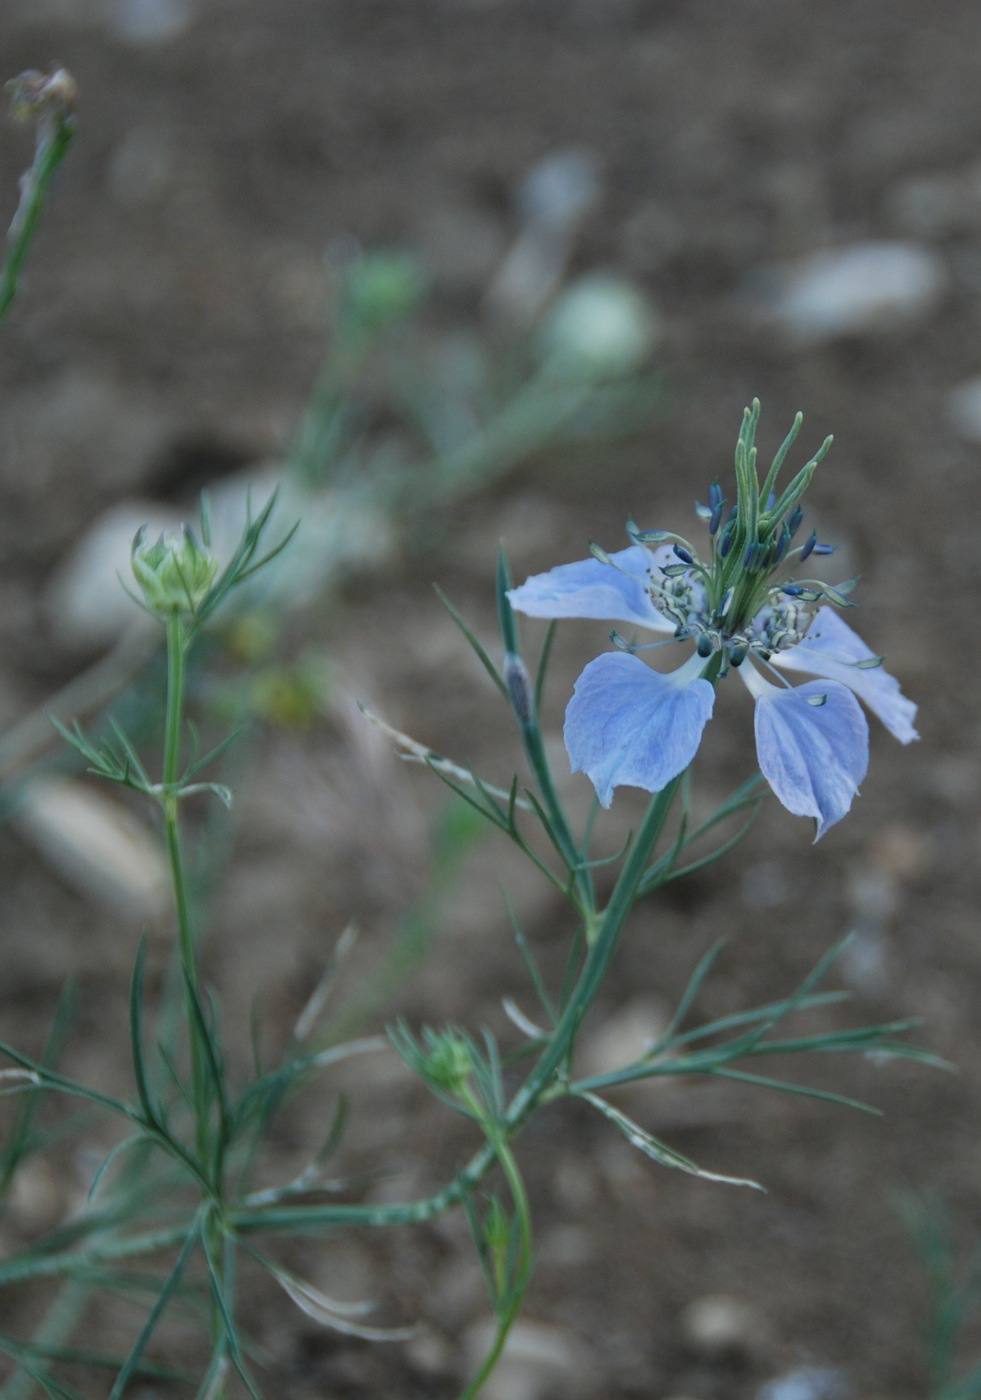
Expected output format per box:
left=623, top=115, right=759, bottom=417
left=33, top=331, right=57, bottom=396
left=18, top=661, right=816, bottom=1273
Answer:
left=455, top=1090, right=534, bottom=1400
left=162, top=613, right=209, bottom=1169
left=0, top=1225, right=194, bottom=1286
left=506, top=777, right=680, bottom=1122
left=520, top=722, right=595, bottom=917
left=0, top=90, right=75, bottom=325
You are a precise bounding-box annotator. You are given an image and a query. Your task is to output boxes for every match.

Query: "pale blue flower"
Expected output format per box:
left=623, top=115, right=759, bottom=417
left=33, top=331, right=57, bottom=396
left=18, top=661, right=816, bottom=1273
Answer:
left=507, top=406, right=918, bottom=838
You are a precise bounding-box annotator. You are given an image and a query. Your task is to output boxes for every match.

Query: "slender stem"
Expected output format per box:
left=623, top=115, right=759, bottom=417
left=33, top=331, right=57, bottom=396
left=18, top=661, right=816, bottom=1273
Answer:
left=162, top=613, right=209, bottom=1168
left=457, top=1163, right=531, bottom=1400
left=505, top=778, right=680, bottom=1124
left=0, top=1225, right=194, bottom=1286
left=0, top=84, right=75, bottom=325
left=163, top=613, right=230, bottom=1388
left=520, top=722, right=595, bottom=918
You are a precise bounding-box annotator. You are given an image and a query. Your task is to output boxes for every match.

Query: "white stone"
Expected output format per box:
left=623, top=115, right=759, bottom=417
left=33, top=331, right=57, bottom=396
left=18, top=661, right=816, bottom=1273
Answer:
left=577, top=995, right=671, bottom=1086
left=946, top=376, right=981, bottom=443
left=462, top=1319, right=592, bottom=1400
left=109, top=0, right=195, bottom=42
left=756, top=1366, right=852, bottom=1400
left=13, top=776, right=169, bottom=915
left=752, top=241, right=947, bottom=344
left=679, top=1293, right=758, bottom=1358
left=45, top=499, right=182, bottom=650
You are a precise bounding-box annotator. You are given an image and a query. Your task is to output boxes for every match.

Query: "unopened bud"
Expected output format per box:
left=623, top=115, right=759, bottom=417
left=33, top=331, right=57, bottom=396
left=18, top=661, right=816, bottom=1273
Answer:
left=504, top=652, right=535, bottom=730
left=131, top=524, right=218, bottom=616
left=425, top=1031, right=473, bottom=1093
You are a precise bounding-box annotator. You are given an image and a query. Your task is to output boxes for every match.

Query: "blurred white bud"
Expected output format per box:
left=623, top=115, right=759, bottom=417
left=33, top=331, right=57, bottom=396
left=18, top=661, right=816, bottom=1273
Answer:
left=536, top=273, right=659, bottom=382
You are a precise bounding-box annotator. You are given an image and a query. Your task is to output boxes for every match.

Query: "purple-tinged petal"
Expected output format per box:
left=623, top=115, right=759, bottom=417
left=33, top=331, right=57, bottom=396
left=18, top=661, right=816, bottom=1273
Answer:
left=743, top=666, right=869, bottom=840
left=507, top=545, right=672, bottom=632
left=772, top=606, right=918, bottom=743
left=564, top=651, right=715, bottom=807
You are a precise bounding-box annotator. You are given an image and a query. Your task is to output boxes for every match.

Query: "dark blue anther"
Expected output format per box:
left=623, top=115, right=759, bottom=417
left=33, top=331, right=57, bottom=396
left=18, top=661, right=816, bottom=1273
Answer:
left=696, top=632, right=714, bottom=658
left=709, top=500, right=725, bottom=536
left=787, top=505, right=804, bottom=539
left=799, top=530, right=817, bottom=562
left=773, top=526, right=790, bottom=563
left=673, top=544, right=695, bottom=565
left=781, top=583, right=804, bottom=597
left=728, top=639, right=748, bottom=667
left=709, top=480, right=724, bottom=509
left=719, top=525, right=734, bottom=558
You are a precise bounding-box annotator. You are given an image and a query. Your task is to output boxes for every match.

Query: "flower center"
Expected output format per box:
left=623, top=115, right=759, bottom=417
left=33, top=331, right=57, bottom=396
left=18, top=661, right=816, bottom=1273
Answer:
left=645, top=564, right=813, bottom=677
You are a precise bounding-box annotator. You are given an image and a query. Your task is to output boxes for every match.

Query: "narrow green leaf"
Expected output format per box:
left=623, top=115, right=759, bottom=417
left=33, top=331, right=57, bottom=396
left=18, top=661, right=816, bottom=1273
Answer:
left=129, top=936, right=161, bottom=1128
left=496, top=545, right=519, bottom=656
left=533, top=619, right=557, bottom=715
left=107, top=1222, right=201, bottom=1400
left=434, top=585, right=508, bottom=700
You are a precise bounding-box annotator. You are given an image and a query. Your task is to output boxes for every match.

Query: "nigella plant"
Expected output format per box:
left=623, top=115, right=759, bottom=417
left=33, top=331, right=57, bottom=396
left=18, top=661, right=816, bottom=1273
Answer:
left=508, top=400, right=918, bottom=837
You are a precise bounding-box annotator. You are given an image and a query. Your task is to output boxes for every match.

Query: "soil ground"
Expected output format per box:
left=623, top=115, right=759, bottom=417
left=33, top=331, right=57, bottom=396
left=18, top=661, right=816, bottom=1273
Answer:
left=1, top=2, right=980, bottom=1397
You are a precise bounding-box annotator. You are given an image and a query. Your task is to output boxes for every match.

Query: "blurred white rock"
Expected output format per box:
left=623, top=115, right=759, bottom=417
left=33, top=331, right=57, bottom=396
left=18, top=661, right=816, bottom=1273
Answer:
left=203, top=464, right=395, bottom=608
left=679, top=1293, right=760, bottom=1358
left=13, top=776, right=169, bottom=916
left=462, top=1319, right=593, bottom=1400
left=45, top=500, right=183, bottom=651
left=749, top=241, right=947, bottom=344
left=108, top=0, right=196, bottom=41
left=44, top=466, right=394, bottom=652
left=756, top=1366, right=852, bottom=1400
left=946, top=376, right=981, bottom=443
left=577, top=995, right=670, bottom=1086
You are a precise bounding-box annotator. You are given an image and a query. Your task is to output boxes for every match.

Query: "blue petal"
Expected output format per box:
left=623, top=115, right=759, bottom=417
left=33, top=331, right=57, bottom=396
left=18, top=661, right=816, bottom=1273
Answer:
left=507, top=545, right=672, bottom=632
left=564, top=652, right=715, bottom=807
left=752, top=676, right=869, bottom=839
left=773, top=607, right=918, bottom=743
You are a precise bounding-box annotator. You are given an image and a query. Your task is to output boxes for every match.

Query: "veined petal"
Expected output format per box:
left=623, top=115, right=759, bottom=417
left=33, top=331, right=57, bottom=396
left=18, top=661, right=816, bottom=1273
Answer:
left=564, top=651, right=715, bottom=807
left=507, top=545, right=672, bottom=632
left=772, top=607, right=918, bottom=743
left=741, top=665, right=869, bottom=840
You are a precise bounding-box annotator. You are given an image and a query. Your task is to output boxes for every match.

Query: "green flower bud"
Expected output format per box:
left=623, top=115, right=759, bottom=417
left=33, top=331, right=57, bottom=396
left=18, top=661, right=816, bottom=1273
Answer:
left=424, top=1030, right=473, bottom=1094
left=131, top=524, right=219, bottom=616
left=339, top=252, right=425, bottom=336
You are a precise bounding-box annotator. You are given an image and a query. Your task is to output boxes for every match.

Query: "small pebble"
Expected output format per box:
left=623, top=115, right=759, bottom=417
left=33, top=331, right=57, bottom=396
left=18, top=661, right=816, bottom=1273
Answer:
left=577, top=995, right=671, bottom=1085
left=679, top=1293, right=759, bottom=1358
left=108, top=0, right=195, bottom=42
left=946, top=376, right=981, bottom=443
left=13, top=776, right=169, bottom=916
left=45, top=499, right=181, bottom=650
left=750, top=241, right=947, bottom=344
left=462, top=1319, right=592, bottom=1400
left=756, top=1366, right=852, bottom=1400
